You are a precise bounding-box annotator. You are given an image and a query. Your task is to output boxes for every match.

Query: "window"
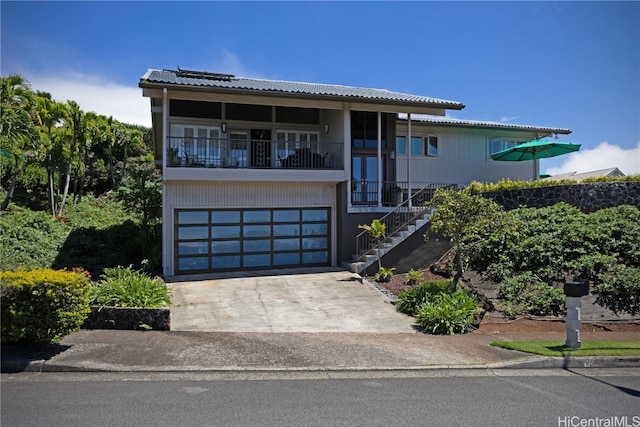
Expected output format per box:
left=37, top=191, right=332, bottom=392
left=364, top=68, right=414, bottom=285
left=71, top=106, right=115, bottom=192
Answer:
left=489, top=138, right=519, bottom=156
left=410, top=137, right=422, bottom=155
left=426, top=135, right=438, bottom=157
left=396, top=136, right=425, bottom=155
left=225, top=103, right=272, bottom=122
left=170, top=100, right=221, bottom=119
left=351, top=111, right=386, bottom=149
left=396, top=136, right=406, bottom=155
left=169, top=125, right=222, bottom=167
left=275, top=106, right=319, bottom=124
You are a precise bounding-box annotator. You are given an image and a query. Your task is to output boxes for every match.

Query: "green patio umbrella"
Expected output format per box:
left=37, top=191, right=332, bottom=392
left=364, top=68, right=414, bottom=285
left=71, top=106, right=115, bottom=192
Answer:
left=490, top=139, right=581, bottom=180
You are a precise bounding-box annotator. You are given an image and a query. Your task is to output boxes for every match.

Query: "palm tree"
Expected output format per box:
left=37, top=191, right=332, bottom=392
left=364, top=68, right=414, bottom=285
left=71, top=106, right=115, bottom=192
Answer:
left=0, top=74, right=36, bottom=210
left=33, top=92, right=66, bottom=215
left=358, top=218, right=387, bottom=271
left=58, top=100, right=85, bottom=216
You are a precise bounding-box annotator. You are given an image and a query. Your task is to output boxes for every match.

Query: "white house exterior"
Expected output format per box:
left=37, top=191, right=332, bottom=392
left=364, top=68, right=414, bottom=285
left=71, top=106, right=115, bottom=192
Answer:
left=139, top=68, right=570, bottom=277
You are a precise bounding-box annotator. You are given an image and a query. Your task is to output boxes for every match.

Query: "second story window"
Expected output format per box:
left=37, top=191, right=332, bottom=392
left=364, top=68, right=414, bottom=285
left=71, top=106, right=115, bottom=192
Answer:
left=426, top=135, right=439, bottom=157
left=351, top=111, right=386, bottom=149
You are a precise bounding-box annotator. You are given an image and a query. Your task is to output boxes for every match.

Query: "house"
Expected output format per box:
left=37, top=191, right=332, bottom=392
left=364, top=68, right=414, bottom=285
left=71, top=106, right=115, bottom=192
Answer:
left=139, top=68, right=571, bottom=277
left=542, top=167, right=625, bottom=182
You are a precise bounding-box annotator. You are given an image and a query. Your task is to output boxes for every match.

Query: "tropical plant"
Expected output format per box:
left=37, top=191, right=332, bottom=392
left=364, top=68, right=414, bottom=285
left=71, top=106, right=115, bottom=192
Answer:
left=89, top=265, right=171, bottom=308
left=414, top=291, right=480, bottom=335
left=405, top=268, right=423, bottom=287
left=358, top=218, right=387, bottom=271
left=375, top=266, right=396, bottom=282
left=396, top=279, right=453, bottom=316
left=0, top=74, right=37, bottom=210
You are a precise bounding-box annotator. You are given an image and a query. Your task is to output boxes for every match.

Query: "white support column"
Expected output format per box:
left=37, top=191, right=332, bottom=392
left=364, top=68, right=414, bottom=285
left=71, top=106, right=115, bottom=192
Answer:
left=344, top=105, right=352, bottom=209
left=565, top=296, right=583, bottom=348
left=161, top=88, right=171, bottom=277
left=377, top=111, right=382, bottom=208
left=407, top=113, right=412, bottom=208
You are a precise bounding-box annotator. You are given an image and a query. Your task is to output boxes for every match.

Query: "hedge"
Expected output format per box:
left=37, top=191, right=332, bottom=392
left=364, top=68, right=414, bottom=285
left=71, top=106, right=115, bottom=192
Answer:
left=0, top=269, right=92, bottom=343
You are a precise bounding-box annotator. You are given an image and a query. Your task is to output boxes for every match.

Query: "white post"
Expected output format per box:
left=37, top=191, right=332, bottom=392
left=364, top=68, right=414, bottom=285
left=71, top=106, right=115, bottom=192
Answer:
left=407, top=113, right=412, bottom=208
left=565, top=296, right=583, bottom=348
left=377, top=111, right=382, bottom=207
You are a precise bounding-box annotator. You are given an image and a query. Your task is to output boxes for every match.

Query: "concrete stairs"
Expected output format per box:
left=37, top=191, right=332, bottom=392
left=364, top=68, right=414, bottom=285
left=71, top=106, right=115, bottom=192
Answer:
left=343, top=211, right=432, bottom=274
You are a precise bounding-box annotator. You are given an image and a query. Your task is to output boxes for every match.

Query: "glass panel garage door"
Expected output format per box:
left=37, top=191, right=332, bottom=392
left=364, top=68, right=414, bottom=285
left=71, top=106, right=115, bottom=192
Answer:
left=175, top=208, right=330, bottom=274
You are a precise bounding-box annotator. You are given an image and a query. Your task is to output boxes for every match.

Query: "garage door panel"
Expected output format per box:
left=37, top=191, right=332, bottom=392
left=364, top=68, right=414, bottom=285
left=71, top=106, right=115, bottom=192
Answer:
left=175, top=207, right=330, bottom=274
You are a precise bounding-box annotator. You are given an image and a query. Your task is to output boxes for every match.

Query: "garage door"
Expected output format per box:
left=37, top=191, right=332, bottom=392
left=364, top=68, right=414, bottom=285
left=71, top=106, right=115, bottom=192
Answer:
left=175, top=208, right=330, bottom=274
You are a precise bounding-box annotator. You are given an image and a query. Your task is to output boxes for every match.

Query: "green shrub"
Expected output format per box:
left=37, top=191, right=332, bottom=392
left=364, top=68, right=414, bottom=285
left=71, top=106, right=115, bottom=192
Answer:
left=375, top=266, right=396, bottom=283
left=396, top=279, right=452, bottom=316
left=498, top=272, right=565, bottom=316
left=405, top=268, right=423, bottom=287
left=594, top=267, right=640, bottom=316
left=415, top=291, right=480, bottom=335
left=567, top=254, right=617, bottom=282
left=0, top=206, right=69, bottom=272
left=0, top=269, right=92, bottom=343
left=89, top=265, right=171, bottom=308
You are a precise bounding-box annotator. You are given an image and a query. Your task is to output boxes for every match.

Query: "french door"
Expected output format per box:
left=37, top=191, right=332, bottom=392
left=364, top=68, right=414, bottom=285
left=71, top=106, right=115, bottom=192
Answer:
left=352, top=153, right=383, bottom=204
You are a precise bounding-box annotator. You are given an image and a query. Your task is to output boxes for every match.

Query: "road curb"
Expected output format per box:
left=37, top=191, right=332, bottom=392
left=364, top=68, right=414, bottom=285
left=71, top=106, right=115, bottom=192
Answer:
left=4, top=356, right=639, bottom=374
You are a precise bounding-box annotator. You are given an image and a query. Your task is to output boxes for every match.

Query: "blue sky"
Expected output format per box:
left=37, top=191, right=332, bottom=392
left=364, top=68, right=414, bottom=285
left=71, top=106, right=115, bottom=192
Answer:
left=2, top=1, right=639, bottom=175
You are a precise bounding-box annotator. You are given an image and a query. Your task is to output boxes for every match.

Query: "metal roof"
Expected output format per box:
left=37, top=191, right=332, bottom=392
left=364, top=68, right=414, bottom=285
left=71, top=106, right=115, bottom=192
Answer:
left=397, top=114, right=571, bottom=134
left=140, top=68, right=465, bottom=109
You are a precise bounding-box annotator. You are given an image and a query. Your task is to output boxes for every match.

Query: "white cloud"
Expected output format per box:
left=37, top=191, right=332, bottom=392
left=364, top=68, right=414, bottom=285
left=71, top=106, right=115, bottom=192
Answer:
left=545, top=141, right=640, bottom=176
left=498, top=115, right=520, bottom=123
left=26, top=72, right=150, bottom=127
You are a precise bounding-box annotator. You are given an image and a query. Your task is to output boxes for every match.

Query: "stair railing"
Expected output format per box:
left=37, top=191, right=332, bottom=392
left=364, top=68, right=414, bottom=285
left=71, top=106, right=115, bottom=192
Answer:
left=353, top=183, right=457, bottom=267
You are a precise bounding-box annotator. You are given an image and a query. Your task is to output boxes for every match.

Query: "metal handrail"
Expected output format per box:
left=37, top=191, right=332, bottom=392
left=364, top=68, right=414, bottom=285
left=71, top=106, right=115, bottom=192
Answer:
left=353, top=183, right=457, bottom=266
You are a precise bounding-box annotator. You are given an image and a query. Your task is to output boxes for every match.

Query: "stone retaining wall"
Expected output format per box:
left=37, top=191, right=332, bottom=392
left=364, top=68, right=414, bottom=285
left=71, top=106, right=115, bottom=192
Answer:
left=83, top=307, right=170, bottom=331
left=482, top=181, right=640, bottom=212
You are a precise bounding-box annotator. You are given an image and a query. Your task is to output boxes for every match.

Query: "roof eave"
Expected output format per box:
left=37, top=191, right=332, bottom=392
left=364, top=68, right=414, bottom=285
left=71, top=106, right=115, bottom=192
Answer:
left=138, top=80, right=465, bottom=111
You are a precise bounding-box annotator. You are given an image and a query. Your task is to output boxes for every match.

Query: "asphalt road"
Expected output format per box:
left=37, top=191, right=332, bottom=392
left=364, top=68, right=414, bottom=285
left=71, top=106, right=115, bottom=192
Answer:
left=2, top=369, right=639, bottom=427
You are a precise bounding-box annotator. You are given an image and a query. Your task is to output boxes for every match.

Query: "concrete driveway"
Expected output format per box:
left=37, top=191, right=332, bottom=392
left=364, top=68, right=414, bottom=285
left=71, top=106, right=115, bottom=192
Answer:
left=168, top=268, right=416, bottom=333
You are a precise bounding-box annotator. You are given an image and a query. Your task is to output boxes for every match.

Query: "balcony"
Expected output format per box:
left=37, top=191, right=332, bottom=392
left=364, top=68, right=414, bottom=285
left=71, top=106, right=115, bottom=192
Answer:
left=351, top=181, right=457, bottom=207
left=166, top=137, right=344, bottom=170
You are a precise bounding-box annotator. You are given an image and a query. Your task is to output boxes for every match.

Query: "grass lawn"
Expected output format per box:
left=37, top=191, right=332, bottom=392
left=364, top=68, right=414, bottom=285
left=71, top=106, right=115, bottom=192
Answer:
left=490, top=340, right=640, bottom=357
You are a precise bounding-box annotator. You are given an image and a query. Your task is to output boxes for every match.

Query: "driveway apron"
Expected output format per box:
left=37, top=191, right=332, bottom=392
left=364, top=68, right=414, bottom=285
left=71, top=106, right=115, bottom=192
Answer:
left=168, top=268, right=416, bottom=333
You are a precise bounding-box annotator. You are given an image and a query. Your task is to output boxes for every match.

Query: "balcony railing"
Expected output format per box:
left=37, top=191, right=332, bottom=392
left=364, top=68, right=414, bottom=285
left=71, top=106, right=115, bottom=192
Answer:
left=350, top=181, right=456, bottom=207
left=166, top=137, right=343, bottom=170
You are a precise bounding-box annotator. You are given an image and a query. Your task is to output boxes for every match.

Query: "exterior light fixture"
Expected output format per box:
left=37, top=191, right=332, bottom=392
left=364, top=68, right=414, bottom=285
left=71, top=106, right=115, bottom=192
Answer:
left=325, top=123, right=329, bottom=133
left=221, top=123, right=227, bottom=133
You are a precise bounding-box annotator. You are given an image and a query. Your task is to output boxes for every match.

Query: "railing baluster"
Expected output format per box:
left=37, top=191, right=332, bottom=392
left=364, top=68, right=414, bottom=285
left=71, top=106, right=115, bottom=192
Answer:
left=165, top=136, right=343, bottom=170
left=353, top=183, right=457, bottom=266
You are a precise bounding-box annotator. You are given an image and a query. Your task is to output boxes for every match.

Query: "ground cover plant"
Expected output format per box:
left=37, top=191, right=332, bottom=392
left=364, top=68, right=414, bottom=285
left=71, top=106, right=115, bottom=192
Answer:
left=491, top=340, right=640, bottom=357
left=396, top=279, right=480, bottom=334
left=89, top=265, right=171, bottom=308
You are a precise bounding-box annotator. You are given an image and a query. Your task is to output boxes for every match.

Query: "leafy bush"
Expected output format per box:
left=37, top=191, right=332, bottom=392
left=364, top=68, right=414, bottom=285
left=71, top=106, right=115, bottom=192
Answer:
left=89, top=265, right=171, bottom=308
left=406, top=268, right=423, bottom=287
left=0, top=205, right=69, bottom=271
left=466, top=175, right=639, bottom=195
left=0, top=195, right=151, bottom=278
left=396, top=279, right=453, bottom=316
left=467, top=202, right=640, bottom=315
left=0, top=269, right=92, bottom=343
left=567, top=254, right=617, bottom=283
left=415, top=291, right=480, bottom=335
left=375, top=266, right=396, bottom=283
left=593, top=267, right=640, bottom=316
left=497, top=272, right=565, bottom=316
